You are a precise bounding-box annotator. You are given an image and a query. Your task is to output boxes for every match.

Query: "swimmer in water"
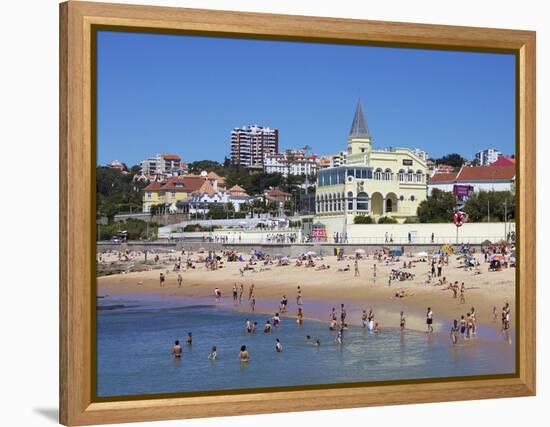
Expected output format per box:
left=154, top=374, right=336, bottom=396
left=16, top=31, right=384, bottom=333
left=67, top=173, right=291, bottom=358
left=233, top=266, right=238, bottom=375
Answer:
left=239, top=345, right=249, bottom=362
left=172, top=340, right=182, bottom=358
left=400, top=311, right=406, bottom=331
left=209, top=345, right=217, bottom=360
left=275, top=338, right=283, bottom=352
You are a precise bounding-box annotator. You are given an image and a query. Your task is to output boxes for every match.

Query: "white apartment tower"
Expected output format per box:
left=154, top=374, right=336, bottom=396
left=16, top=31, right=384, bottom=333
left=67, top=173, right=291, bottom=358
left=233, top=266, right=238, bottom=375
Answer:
left=230, top=125, right=279, bottom=168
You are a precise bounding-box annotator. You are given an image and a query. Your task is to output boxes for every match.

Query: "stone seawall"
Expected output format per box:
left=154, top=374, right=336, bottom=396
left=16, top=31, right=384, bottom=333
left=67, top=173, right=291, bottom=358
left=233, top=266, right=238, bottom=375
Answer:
left=97, top=241, right=481, bottom=257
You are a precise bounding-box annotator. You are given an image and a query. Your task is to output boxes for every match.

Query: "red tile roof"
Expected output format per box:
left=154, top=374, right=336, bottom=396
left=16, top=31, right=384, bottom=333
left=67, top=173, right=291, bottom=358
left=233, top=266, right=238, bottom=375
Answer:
left=160, top=154, right=181, bottom=160
left=143, top=176, right=205, bottom=192
left=490, top=156, right=515, bottom=167
left=429, top=172, right=458, bottom=183
left=456, top=166, right=515, bottom=181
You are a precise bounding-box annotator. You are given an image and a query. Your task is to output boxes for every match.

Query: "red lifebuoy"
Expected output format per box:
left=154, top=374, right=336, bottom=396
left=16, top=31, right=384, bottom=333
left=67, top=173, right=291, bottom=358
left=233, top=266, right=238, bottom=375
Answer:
left=453, top=211, right=465, bottom=227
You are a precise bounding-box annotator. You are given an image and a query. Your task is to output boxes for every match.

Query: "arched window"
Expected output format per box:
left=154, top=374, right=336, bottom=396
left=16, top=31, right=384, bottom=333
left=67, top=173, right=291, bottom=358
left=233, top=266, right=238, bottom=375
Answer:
left=398, top=169, right=405, bottom=182
left=347, top=191, right=354, bottom=211
left=357, top=192, right=369, bottom=211
left=407, top=169, right=414, bottom=182
left=374, top=168, right=382, bottom=180
left=386, top=198, right=393, bottom=213
left=416, top=170, right=423, bottom=182
left=384, top=168, right=392, bottom=181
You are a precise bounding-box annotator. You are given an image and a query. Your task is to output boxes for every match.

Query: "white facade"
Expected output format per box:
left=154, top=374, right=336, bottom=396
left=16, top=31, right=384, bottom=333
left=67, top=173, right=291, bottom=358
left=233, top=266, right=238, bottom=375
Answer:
left=140, top=154, right=181, bottom=175
left=475, top=148, right=501, bottom=166
left=264, top=150, right=318, bottom=176
left=230, top=125, right=279, bottom=168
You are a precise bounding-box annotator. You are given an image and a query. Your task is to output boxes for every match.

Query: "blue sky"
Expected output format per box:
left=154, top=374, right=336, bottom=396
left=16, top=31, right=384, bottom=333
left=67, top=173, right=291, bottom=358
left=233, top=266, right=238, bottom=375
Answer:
left=96, top=31, right=516, bottom=166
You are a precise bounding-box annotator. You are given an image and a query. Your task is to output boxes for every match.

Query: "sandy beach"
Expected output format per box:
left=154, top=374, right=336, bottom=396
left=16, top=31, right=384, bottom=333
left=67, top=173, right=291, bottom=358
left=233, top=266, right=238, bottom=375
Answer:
left=97, top=247, right=515, bottom=334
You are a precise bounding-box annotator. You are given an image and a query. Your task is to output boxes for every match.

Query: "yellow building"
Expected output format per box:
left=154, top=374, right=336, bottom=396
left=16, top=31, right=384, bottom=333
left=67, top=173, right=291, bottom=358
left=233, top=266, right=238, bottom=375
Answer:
left=142, top=175, right=207, bottom=212
left=315, top=100, right=428, bottom=223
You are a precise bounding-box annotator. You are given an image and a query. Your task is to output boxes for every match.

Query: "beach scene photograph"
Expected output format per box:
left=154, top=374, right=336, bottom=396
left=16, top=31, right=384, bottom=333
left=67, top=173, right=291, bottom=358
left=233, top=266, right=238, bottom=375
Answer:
left=95, top=30, right=517, bottom=398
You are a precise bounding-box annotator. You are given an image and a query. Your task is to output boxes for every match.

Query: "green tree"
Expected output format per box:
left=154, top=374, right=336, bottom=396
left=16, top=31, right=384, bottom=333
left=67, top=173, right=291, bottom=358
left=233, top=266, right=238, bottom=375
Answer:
left=416, top=189, right=456, bottom=223
left=354, top=215, right=374, bottom=224
left=96, top=166, right=146, bottom=220
left=377, top=216, right=398, bottom=224
left=188, top=160, right=224, bottom=175
left=463, top=191, right=515, bottom=222
left=433, top=153, right=467, bottom=168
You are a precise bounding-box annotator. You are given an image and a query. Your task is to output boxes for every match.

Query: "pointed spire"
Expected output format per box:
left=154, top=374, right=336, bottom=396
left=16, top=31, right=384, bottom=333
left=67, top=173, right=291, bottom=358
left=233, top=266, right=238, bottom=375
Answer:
left=349, top=99, right=371, bottom=138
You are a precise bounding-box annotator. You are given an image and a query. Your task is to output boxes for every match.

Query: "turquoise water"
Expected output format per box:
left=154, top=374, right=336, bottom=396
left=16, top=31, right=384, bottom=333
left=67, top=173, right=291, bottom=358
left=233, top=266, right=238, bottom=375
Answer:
left=96, top=297, right=515, bottom=397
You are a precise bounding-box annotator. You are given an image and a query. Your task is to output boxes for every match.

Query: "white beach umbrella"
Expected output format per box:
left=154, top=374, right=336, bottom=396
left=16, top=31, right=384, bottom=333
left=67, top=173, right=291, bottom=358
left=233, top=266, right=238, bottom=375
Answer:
left=416, top=251, right=428, bottom=257
left=306, top=251, right=317, bottom=256
left=355, top=248, right=366, bottom=255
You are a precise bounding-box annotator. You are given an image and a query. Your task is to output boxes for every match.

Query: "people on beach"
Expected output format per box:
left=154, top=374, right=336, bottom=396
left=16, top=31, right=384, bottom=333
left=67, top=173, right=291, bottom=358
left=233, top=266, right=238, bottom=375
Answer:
left=367, top=309, right=375, bottom=331
left=426, top=307, right=434, bottom=333
left=177, top=273, right=182, bottom=288
left=297, top=286, right=303, bottom=306
left=459, top=283, right=466, bottom=304
left=214, top=287, right=221, bottom=303
left=172, top=340, right=182, bottom=358
left=232, top=284, right=238, bottom=302
left=400, top=311, right=406, bottom=331
left=297, top=307, right=304, bottom=325
left=239, top=345, right=249, bottom=362
left=450, top=320, right=459, bottom=344
left=272, top=313, right=281, bottom=327
left=250, top=296, right=256, bottom=312
left=248, top=284, right=255, bottom=300
left=340, top=303, right=347, bottom=324
left=354, top=259, right=360, bottom=277
left=238, top=283, right=244, bottom=303
left=159, top=272, right=165, bottom=287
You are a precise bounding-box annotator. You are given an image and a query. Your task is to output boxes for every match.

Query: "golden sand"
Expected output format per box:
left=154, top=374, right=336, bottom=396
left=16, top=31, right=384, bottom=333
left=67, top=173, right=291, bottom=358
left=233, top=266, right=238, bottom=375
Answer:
left=97, top=249, right=515, bottom=333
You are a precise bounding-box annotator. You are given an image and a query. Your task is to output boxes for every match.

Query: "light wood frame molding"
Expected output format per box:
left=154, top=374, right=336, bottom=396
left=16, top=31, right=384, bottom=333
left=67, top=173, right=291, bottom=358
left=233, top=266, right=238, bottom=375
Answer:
left=59, top=1, right=536, bottom=425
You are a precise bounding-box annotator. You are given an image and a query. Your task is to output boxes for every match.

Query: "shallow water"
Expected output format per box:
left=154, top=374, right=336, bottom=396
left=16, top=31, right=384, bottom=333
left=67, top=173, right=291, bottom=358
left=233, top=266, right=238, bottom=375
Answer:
left=96, top=296, right=515, bottom=397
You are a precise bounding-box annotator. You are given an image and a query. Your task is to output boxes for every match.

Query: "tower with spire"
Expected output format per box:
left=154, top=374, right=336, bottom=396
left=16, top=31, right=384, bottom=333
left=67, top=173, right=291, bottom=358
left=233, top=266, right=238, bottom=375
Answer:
left=347, top=99, right=372, bottom=164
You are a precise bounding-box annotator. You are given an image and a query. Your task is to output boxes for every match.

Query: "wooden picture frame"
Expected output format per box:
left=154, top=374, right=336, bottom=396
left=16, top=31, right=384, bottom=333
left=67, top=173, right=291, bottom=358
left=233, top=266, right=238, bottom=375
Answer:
left=59, top=1, right=536, bottom=425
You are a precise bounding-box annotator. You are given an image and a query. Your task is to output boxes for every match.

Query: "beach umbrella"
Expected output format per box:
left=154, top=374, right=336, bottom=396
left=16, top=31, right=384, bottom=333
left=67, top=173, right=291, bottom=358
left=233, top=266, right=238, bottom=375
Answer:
left=415, top=251, right=428, bottom=257
left=355, top=248, right=366, bottom=255
left=273, top=253, right=285, bottom=259
left=307, top=251, right=317, bottom=256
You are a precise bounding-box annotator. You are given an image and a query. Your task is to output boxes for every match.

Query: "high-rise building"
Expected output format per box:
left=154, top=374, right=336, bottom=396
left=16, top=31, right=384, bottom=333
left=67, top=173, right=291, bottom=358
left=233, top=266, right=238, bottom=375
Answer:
left=474, top=148, right=502, bottom=166
left=230, top=125, right=278, bottom=168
